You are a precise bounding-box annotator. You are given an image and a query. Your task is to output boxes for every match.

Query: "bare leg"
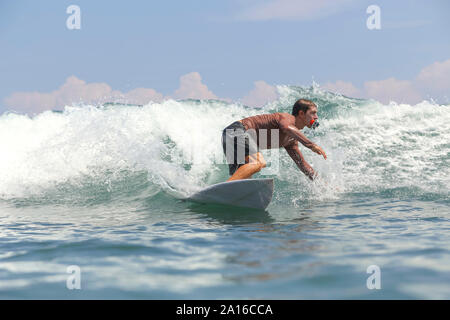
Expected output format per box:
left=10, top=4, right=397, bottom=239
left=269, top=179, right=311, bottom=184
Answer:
left=227, top=152, right=266, bottom=182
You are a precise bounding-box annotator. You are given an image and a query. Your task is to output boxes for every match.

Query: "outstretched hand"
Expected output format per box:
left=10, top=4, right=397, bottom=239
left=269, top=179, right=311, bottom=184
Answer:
left=311, top=144, right=327, bottom=160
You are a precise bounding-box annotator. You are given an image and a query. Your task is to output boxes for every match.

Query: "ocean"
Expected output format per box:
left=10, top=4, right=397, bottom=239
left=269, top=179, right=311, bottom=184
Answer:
left=0, top=85, right=449, bottom=299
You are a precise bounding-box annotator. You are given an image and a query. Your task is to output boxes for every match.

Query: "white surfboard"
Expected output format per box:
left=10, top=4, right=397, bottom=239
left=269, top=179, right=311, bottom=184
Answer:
left=187, top=178, right=273, bottom=210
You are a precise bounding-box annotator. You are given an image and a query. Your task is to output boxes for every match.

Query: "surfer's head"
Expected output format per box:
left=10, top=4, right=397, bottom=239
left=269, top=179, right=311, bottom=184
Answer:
left=292, top=99, right=319, bottom=129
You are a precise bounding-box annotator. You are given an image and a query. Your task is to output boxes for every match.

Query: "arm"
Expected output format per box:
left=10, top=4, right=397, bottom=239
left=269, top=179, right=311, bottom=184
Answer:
left=280, top=122, right=315, bottom=148
left=284, top=144, right=317, bottom=181
left=280, top=123, right=327, bottom=160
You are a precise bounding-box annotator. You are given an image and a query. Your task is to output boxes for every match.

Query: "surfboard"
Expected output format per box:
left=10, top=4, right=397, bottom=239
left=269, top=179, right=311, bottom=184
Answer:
left=187, top=178, right=273, bottom=210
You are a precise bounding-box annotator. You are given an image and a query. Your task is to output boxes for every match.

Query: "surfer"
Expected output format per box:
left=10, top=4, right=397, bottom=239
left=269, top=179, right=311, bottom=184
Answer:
left=222, top=99, right=327, bottom=181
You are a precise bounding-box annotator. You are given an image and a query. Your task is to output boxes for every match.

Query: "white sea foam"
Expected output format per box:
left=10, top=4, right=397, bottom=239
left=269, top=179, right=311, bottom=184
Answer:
left=0, top=100, right=259, bottom=198
left=0, top=88, right=448, bottom=202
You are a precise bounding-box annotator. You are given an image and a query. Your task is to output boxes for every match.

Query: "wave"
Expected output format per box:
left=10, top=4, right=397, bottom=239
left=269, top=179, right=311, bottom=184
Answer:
left=1, top=85, right=449, bottom=205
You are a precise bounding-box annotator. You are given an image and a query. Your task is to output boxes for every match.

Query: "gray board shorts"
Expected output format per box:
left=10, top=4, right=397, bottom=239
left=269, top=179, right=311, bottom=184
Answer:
left=221, top=121, right=259, bottom=175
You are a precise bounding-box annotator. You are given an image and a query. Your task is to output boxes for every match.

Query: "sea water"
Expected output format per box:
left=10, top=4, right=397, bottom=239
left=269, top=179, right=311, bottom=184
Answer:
left=0, top=85, right=449, bottom=299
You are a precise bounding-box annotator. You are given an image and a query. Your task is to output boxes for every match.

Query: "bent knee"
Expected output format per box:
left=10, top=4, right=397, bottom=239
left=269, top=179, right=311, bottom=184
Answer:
left=247, top=154, right=266, bottom=171
left=259, top=157, right=267, bottom=168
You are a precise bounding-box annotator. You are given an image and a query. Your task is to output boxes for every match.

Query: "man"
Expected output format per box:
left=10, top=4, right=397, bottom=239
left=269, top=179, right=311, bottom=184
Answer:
left=222, top=99, right=327, bottom=181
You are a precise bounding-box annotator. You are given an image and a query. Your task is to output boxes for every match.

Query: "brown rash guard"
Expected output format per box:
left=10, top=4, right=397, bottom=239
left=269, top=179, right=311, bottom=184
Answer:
left=240, top=112, right=317, bottom=180
left=240, top=112, right=314, bottom=149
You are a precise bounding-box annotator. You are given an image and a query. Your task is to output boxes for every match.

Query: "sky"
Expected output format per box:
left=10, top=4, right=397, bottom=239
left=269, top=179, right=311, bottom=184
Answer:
left=0, top=0, right=449, bottom=114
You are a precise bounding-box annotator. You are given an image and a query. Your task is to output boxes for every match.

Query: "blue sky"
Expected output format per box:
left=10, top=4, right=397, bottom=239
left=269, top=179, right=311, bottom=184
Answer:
left=1, top=0, right=449, bottom=113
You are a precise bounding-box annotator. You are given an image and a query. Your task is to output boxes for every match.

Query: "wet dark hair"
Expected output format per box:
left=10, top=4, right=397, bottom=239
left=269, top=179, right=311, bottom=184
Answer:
left=292, top=99, right=316, bottom=116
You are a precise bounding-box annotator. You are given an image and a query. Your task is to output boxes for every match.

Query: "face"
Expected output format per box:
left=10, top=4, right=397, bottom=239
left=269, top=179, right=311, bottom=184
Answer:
left=300, top=106, right=318, bottom=128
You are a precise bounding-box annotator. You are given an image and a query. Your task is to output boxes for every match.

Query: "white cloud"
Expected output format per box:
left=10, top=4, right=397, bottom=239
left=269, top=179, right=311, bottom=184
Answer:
left=415, top=58, right=450, bottom=94
left=241, top=80, right=279, bottom=107
left=2, top=72, right=224, bottom=114
left=363, top=77, right=422, bottom=104
left=322, top=80, right=361, bottom=98
left=322, top=59, right=450, bottom=104
left=323, top=78, right=422, bottom=104
left=113, top=88, right=164, bottom=105
left=3, top=76, right=165, bottom=114
left=235, top=0, right=356, bottom=21
left=4, top=91, right=57, bottom=114
left=6, top=57, right=448, bottom=115
left=172, top=72, right=218, bottom=100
